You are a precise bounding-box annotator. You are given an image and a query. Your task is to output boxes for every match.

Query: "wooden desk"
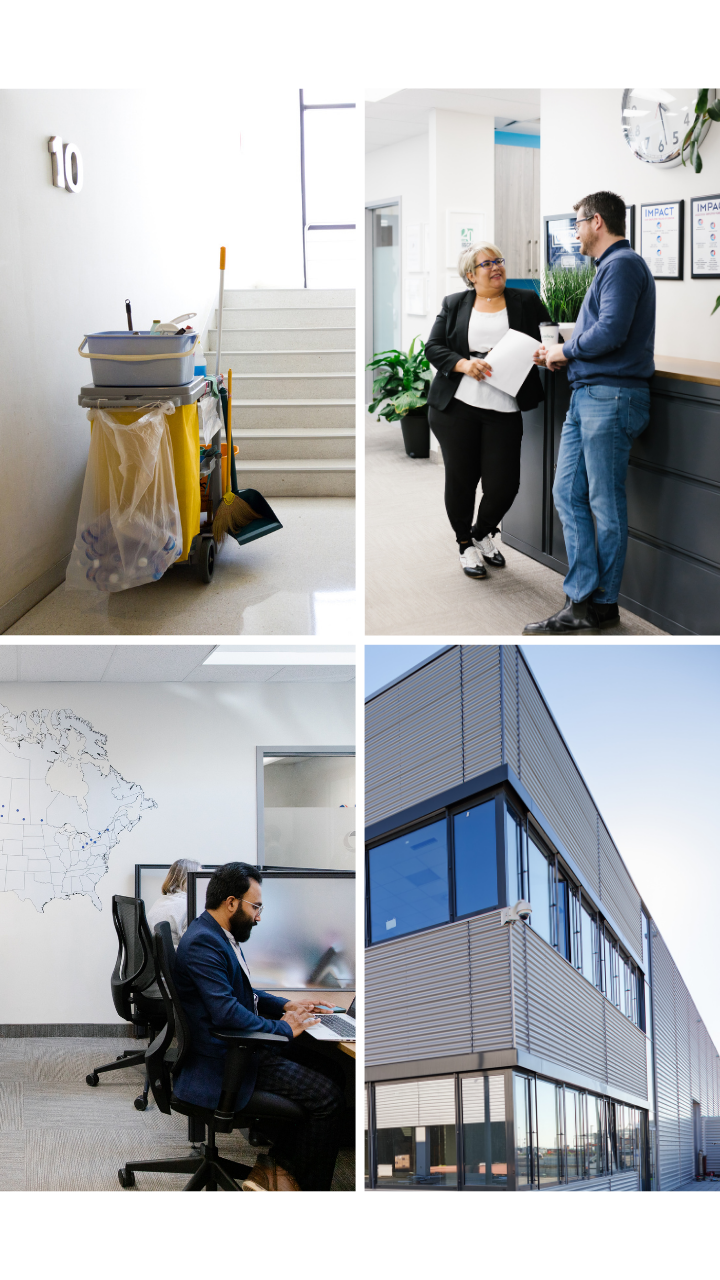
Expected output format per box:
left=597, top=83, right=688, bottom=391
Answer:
left=338, top=1042, right=356, bottom=1059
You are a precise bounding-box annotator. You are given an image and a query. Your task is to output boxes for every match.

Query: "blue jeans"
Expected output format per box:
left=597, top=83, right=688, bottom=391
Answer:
left=552, top=384, right=651, bottom=604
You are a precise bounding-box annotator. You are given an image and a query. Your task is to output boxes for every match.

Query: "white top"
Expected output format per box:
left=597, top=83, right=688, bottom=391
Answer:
left=146, top=890, right=188, bottom=949
left=222, top=926, right=259, bottom=1014
left=454, top=306, right=520, bottom=413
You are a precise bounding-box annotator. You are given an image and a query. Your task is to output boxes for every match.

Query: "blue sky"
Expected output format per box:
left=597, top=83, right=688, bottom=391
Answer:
left=365, top=643, right=720, bottom=1047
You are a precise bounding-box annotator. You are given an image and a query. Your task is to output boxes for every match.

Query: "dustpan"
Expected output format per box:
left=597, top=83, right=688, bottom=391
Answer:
left=218, top=383, right=283, bottom=546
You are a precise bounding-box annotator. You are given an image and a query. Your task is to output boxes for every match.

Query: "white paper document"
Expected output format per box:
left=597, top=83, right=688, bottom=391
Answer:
left=482, top=327, right=541, bottom=398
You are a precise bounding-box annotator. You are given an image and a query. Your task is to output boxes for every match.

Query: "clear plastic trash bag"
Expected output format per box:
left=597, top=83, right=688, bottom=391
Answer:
left=66, top=401, right=183, bottom=592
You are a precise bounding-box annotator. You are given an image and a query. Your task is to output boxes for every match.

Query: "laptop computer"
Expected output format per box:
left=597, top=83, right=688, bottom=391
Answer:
left=305, top=997, right=356, bottom=1041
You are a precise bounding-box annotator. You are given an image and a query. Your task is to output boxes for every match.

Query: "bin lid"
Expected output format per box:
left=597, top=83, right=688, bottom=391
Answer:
left=79, top=376, right=209, bottom=408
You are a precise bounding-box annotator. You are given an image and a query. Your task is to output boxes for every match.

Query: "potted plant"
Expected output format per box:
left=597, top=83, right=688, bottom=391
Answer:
left=367, top=336, right=432, bottom=458
left=537, top=264, right=595, bottom=337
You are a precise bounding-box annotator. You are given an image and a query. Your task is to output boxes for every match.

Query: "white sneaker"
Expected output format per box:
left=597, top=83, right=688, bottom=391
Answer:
left=473, top=534, right=506, bottom=567
left=459, top=546, right=487, bottom=578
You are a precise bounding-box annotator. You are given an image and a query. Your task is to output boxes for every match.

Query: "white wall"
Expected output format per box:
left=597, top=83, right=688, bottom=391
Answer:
left=541, top=89, right=720, bottom=360
left=0, top=88, right=305, bottom=616
left=366, top=130, right=430, bottom=356
left=0, top=679, right=354, bottom=1023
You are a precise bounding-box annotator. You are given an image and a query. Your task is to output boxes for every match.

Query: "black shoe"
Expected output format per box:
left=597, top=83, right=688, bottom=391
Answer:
left=472, top=534, right=506, bottom=567
left=522, top=595, right=601, bottom=636
left=593, top=602, right=620, bottom=628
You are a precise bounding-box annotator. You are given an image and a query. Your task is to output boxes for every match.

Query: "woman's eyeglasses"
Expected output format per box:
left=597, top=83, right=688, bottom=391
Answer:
left=474, top=258, right=505, bottom=270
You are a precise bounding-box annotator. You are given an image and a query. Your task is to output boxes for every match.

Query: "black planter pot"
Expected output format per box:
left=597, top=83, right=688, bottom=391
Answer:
left=400, top=409, right=430, bottom=458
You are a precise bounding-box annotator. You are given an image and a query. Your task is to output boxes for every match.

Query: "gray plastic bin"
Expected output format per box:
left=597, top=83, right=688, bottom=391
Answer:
left=79, top=331, right=199, bottom=387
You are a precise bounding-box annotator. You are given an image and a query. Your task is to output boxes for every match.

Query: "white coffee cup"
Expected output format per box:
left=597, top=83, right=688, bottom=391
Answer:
left=539, top=322, right=560, bottom=346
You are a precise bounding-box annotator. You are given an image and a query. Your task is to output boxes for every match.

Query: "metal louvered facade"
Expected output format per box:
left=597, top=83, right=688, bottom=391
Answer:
left=365, top=645, right=720, bottom=1191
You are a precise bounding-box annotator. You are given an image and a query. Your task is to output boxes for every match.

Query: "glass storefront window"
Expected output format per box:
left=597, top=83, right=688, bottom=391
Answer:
left=565, top=1088, right=582, bottom=1180
left=586, top=1095, right=603, bottom=1178
left=527, top=835, right=552, bottom=946
left=461, top=1074, right=507, bottom=1189
left=513, top=1074, right=533, bottom=1187
left=453, top=800, right=498, bottom=918
left=535, top=1079, right=560, bottom=1186
left=374, top=1078, right=457, bottom=1187
left=368, top=819, right=449, bottom=943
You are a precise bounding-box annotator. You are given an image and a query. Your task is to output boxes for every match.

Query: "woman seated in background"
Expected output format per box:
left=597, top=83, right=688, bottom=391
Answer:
left=425, top=242, right=550, bottom=580
left=146, top=858, right=201, bottom=947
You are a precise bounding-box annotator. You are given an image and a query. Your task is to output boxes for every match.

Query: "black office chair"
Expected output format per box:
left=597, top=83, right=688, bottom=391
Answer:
left=118, top=923, right=305, bottom=1190
left=86, top=895, right=167, bottom=1111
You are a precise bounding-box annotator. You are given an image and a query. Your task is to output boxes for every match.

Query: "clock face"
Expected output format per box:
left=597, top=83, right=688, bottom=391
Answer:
left=621, top=89, right=711, bottom=166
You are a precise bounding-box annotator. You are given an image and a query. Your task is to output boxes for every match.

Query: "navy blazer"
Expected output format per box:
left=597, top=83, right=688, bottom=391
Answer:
left=425, top=287, right=550, bottom=413
left=172, top=910, right=291, bottom=1110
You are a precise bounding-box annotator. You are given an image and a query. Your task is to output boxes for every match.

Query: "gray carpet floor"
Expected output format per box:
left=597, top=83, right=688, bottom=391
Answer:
left=0, top=1038, right=354, bottom=1191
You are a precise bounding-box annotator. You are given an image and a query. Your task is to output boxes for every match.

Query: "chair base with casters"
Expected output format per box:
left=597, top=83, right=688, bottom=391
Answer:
left=86, top=997, right=166, bottom=1111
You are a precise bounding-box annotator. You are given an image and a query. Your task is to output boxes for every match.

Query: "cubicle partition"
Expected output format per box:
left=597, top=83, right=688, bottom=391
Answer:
left=186, top=869, right=356, bottom=993
left=134, top=864, right=220, bottom=908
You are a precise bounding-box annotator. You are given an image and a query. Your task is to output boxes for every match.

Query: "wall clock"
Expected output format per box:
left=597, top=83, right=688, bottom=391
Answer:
left=621, top=89, right=713, bottom=166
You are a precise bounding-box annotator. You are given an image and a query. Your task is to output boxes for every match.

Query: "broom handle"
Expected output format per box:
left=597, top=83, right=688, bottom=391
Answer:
left=226, top=368, right=232, bottom=492
left=215, top=246, right=226, bottom=378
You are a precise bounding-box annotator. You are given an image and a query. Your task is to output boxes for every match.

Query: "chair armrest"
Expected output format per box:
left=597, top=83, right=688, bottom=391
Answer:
left=211, top=1028, right=289, bottom=1045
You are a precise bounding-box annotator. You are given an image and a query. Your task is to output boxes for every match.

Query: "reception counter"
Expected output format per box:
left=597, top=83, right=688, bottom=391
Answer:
left=502, top=358, right=720, bottom=635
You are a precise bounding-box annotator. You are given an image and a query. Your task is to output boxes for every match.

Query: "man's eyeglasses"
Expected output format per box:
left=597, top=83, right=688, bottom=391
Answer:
left=474, top=257, right=505, bottom=270
left=574, top=215, right=594, bottom=226
left=243, top=899, right=264, bottom=914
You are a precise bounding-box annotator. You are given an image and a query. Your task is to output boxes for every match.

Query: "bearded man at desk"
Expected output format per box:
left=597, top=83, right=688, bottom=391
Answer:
left=173, top=861, right=345, bottom=1192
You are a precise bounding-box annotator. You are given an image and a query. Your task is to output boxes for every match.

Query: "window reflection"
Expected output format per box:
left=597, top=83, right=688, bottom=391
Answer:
left=514, top=1074, right=533, bottom=1187
left=368, top=819, right=449, bottom=943
left=505, top=804, right=525, bottom=905
left=374, top=1078, right=457, bottom=1187
left=461, top=1074, right=507, bottom=1188
left=535, top=1079, right=560, bottom=1186
left=453, top=800, right=498, bottom=917
left=565, top=1088, right=582, bottom=1180
left=527, top=836, right=552, bottom=946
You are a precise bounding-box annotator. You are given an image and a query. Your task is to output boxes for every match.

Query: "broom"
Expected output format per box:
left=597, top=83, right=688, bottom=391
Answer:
left=213, top=368, right=260, bottom=544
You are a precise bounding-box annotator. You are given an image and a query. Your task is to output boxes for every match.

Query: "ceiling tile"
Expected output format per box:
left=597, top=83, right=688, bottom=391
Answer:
left=267, top=666, right=355, bottom=682
left=0, top=647, right=19, bottom=681
left=101, top=646, right=215, bottom=682
left=19, top=646, right=115, bottom=682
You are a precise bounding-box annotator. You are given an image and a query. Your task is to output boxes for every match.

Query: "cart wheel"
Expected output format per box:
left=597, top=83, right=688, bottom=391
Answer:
left=86, top=1072, right=99, bottom=1087
left=118, top=1167, right=136, bottom=1188
left=134, top=1096, right=148, bottom=1112
left=198, top=538, right=215, bottom=583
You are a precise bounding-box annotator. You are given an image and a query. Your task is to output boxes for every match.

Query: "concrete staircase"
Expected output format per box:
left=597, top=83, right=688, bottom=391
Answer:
left=206, top=288, right=355, bottom=497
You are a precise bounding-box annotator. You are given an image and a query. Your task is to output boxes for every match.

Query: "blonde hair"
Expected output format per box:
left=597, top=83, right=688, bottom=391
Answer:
left=458, top=241, right=505, bottom=288
left=161, top=858, right=200, bottom=895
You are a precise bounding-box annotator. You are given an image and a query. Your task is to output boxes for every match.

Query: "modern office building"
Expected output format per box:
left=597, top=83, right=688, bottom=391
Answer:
left=365, top=645, right=720, bottom=1191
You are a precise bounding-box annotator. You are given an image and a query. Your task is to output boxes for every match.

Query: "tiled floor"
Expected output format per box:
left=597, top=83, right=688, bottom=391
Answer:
left=0, top=1038, right=354, bottom=1191
left=6, top=498, right=355, bottom=636
left=365, top=417, right=666, bottom=637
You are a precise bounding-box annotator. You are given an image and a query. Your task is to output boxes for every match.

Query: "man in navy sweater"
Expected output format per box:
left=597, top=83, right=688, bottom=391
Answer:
left=524, top=190, right=656, bottom=635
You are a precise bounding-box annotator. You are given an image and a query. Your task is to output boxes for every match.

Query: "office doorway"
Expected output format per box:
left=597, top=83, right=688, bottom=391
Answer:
left=365, top=200, right=401, bottom=400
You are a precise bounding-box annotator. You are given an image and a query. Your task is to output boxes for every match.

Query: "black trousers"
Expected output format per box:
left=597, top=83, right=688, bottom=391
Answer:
left=253, top=1039, right=346, bottom=1191
left=428, top=399, right=524, bottom=545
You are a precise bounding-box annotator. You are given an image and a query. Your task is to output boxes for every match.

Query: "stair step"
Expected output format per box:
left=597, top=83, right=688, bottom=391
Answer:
left=217, top=308, right=355, bottom=329
left=236, top=427, right=354, bottom=437
left=237, top=458, right=355, bottom=470
left=222, top=288, right=354, bottom=308
left=207, top=326, right=355, bottom=351
left=232, top=401, right=355, bottom=429
left=235, top=430, right=355, bottom=460
left=235, top=458, right=355, bottom=497
left=213, top=351, right=355, bottom=375
left=230, top=373, right=355, bottom=400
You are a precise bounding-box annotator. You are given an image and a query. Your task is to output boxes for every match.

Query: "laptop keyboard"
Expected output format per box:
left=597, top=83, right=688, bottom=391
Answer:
left=319, top=1013, right=356, bottom=1038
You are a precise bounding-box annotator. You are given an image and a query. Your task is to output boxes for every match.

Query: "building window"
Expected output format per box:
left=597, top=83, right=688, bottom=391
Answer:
left=374, top=1077, right=457, bottom=1187
left=564, top=1087, right=583, bottom=1181
left=535, top=1077, right=560, bottom=1186
left=453, top=800, right=498, bottom=918
left=513, top=1074, right=533, bottom=1187
left=460, top=1074, right=507, bottom=1189
left=580, top=899, right=597, bottom=985
left=505, top=802, right=526, bottom=905
left=527, top=833, right=552, bottom=946
left=368, top=818, right=449, bottom=943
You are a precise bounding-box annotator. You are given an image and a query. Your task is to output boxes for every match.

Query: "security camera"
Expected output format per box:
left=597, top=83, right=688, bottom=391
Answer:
left=500, top=900, right=532, bottom=925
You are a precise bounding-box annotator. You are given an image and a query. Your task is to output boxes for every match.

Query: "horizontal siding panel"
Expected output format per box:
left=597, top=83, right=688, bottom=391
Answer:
left=523, top=926, right=607, bottom=1083
left=461, top=646, right=503, bottom=779
left=517, top=662, right=600, bottom=895
left=598, top=820, right=642, bottom=955
left=366, top=648, right=462, bottom=741
left=652, top=931, right=682, bottom=1190
left=605, top=1001, right=647, bottom=1098
left=365, top=920, right=474, bottom=1067
left=467, top=912, right=513, bottom=1053
left=501, top=645, right=520, bottom=777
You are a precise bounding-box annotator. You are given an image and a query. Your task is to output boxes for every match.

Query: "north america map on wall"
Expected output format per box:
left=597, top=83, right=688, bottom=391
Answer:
left=0, top=704, right=156, bottom=911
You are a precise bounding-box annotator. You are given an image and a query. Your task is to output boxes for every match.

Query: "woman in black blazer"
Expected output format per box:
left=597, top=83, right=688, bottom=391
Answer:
left=426, top=243, right=550, bottom=579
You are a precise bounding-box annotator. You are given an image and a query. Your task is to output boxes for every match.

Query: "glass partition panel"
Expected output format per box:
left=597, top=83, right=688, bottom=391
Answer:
left=263, top=753, right=355, bottom=870
left=513, top=1074, right=533, bottom=1187
left=535, top=1079, right=560, bottom=1186
left=375, top=1078, right=457, bottom=1187
left=461, top=1074, right=507, bottom=1188
left=191, top=872, right=354, bottom=990
left=138, top=867, right=170, bottom=913
left=453, top=800, right=498, bottom=918
left=527, top=836, right=552, bottom=946
left=368, top=819, right=449, bottom=943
